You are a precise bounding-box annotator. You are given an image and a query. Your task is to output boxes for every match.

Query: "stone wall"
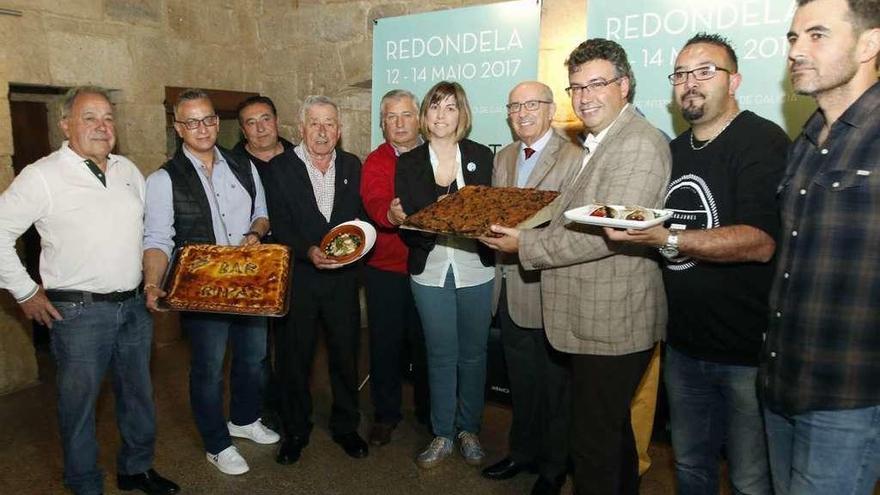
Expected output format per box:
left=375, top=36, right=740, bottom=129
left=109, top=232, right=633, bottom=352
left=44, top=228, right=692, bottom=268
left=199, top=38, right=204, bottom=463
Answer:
left=0, top=0, right=587, bottom=394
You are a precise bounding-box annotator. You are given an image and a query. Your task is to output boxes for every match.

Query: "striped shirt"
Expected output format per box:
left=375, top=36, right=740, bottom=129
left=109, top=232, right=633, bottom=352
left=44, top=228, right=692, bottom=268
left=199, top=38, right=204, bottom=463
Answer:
left=295, top=145, right=336, bottom=222
left=761, top=82, right=880, bottom=415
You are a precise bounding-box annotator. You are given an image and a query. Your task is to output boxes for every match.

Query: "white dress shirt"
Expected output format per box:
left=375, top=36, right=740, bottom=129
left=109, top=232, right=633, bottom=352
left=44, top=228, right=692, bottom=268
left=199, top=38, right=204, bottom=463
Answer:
left=411, top=144, right=495, bottom=289
left=574, top=103, right=630, bottom=181
left=0, top=142, right=146, bottom=301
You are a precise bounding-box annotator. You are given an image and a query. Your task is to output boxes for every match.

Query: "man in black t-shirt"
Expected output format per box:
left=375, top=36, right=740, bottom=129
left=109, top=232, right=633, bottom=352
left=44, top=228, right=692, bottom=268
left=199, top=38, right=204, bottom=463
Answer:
left=230, top=95, right=294, bottom=431
left=233, top=95, right=295, bottom=168
left=606, top=33, right=789, bottom=494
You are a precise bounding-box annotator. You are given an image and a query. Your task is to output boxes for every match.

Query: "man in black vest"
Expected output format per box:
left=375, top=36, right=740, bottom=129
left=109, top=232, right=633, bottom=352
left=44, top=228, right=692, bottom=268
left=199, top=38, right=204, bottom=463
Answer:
left=262, top=95, right=368, bottom=464
left=142, top=89, right=278, bottom=476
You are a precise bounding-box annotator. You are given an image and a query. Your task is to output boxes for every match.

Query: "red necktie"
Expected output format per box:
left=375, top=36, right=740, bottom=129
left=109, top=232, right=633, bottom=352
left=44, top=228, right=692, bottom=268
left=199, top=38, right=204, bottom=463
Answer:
left=524, top=147, right=535, bottom=160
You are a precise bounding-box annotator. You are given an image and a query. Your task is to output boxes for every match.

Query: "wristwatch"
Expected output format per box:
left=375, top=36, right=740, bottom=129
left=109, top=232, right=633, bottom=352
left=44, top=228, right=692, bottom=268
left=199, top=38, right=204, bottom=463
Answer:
left=659, top=228, right=681, bottom=259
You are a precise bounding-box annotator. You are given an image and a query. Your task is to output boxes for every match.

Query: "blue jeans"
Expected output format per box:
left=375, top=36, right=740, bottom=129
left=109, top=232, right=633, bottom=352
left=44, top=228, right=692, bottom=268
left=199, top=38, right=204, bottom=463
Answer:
left=49, top=294, right=155, bottom=495
left=410, top=271, right=493, bottom=439
left=664, top=345, right=772, bottom=495
left=182, top=313, right=267, bottom=454
left=764, top=405, right=880, bottom=495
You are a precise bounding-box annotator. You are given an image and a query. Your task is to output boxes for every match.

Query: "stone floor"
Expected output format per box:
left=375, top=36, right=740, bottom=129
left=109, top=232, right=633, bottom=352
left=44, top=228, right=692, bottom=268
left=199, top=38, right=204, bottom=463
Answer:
left=0, top=333, right=701, bottom=495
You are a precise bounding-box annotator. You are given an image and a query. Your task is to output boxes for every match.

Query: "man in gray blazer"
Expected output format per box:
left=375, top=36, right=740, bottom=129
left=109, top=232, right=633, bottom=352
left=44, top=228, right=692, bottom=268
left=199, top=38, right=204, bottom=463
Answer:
left=481, top=81, right=577, bottom=495
left=482, top=40, right=671, bottom=495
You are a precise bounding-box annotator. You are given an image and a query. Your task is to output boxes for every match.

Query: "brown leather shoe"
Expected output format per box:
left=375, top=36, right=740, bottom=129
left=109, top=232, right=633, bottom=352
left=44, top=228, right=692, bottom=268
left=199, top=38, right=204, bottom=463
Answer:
left=369, top=422, right=395, bottom=446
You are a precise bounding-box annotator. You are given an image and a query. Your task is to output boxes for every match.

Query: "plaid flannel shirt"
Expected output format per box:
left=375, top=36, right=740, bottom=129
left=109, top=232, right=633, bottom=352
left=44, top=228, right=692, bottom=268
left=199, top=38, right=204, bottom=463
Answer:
left=760, top=82, right=880, bottom=415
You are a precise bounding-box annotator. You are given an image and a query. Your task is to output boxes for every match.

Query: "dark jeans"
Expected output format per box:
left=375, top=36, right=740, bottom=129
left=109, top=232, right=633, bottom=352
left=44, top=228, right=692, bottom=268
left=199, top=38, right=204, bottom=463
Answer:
left=49, top=294, right=155, bottom=495
left=182, top=312, right=267, bottom=455
left=664, top=345, right=771, bottom=495
left=364, top=265, right=429, bottom=425
left=276, top=274, right=361, bottom=437
left=498, top=282, right=570, bottom=479
left=570, top=348, right=653, bottom=495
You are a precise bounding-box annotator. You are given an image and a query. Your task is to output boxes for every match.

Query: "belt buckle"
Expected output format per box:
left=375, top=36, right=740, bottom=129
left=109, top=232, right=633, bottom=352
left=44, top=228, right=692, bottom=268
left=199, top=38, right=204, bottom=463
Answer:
left=82, top=292, right=95, bottom=304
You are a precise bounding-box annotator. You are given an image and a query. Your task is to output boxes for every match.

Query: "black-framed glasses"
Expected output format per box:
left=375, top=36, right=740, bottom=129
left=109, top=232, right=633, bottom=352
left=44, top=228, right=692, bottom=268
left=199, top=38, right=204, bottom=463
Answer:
left=175, top=115, right=219, bottom=130
left=565, top=77, right=623, bottom=97
left=506, top=100, right=552, bottom=113
left=668, top=64, right=732, bottom=85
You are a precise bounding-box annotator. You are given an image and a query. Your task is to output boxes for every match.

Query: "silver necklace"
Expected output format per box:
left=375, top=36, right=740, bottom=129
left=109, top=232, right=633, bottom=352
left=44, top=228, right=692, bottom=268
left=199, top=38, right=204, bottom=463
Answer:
left=689, top=111, right=741, bottom=151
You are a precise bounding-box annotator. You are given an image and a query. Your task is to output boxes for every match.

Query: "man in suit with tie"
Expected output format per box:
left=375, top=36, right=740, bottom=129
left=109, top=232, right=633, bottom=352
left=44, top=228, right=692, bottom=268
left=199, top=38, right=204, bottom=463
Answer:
left=481, top=39, right=671, bottom=495
left=261, top=95, right=369, bottom=464
left=481, top=81, right=578, bottom=495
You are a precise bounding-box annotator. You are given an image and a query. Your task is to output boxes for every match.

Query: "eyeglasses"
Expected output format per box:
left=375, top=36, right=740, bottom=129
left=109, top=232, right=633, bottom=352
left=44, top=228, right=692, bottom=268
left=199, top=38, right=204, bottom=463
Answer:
left=565, top=77, right=623, bottom=97
left=175, top=115, right=219, bottom=130
left=506, top=100, right=552, bottom=114
left=668, top=64, right=732, bottom=85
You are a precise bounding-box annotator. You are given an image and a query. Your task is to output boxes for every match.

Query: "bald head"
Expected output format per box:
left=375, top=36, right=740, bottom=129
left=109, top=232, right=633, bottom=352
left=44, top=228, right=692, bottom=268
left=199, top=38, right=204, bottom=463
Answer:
left=507, top=81, right=556, bottom=146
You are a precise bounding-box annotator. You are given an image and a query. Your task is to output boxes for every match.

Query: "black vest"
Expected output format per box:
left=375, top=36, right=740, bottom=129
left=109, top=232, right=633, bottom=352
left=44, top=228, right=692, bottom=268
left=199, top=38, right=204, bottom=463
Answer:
left=161, top=146, right=256, bottom=249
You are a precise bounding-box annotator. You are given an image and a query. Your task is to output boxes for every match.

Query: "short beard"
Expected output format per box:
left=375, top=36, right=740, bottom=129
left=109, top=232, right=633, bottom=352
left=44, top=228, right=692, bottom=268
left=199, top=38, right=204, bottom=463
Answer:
left=680, top=103, right=704, bottom=122
left=791, top=56, right=859, bottom=97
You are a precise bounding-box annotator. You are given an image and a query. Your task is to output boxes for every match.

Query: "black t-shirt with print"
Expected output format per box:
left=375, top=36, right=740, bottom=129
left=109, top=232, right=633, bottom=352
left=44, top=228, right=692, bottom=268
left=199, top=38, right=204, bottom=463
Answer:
left=664, top=110, right=790, bottom=365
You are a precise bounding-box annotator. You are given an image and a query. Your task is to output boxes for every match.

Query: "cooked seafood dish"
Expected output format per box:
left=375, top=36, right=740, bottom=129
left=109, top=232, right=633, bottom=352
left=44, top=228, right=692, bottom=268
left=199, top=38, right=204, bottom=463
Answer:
left=324, top=232, right=362, bottom=257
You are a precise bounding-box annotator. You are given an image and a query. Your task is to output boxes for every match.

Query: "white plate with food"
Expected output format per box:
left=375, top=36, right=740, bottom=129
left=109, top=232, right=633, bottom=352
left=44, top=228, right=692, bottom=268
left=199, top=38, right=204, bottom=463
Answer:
left=564, top=204, right=673, bottom=230
left=319, top=220, right=377, bottom=265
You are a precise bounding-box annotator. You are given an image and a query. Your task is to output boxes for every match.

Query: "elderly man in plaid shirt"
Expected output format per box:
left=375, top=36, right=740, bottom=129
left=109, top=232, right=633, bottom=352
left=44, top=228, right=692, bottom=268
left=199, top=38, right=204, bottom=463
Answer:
left=760, top=0, right=880, bottom=494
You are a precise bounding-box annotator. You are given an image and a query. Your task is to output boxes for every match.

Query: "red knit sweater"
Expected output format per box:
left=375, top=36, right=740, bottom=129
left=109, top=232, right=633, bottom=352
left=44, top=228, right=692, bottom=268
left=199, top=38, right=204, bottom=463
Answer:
left=360, top=142, right=409, bottom=274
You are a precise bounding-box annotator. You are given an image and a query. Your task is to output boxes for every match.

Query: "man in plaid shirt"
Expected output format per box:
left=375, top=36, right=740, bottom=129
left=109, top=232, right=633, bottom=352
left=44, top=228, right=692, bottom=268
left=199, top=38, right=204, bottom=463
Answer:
left=760, top=0, right=880, bottom=493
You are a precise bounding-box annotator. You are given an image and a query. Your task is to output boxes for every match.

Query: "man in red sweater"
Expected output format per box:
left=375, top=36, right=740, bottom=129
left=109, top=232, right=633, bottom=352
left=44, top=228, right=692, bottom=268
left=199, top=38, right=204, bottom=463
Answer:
left=360, top=89, right=430, bottom=445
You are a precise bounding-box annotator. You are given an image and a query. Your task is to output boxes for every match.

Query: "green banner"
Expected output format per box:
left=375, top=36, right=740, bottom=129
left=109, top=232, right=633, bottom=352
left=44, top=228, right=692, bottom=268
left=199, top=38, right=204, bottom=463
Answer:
left=587, top=0, right=814, bottom=137
left=371, top=0, right=541, bottom=152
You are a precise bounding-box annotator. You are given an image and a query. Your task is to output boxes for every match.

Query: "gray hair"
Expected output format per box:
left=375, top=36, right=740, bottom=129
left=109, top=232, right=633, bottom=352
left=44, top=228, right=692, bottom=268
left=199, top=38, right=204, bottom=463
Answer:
left=379, top=89, right=419, bottom=119
left=61, top=86, right=112, bottom=118
left=300, top=95, right=339, bottom=123
left=173, top=88, right=212, bottom=117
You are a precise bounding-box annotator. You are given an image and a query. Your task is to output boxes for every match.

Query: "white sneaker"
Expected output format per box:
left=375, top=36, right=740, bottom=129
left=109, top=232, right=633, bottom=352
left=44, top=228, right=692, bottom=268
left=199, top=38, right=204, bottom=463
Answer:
left=206, top=445, right=250, bottom=475
left=228, top=418, right=280, bottom=445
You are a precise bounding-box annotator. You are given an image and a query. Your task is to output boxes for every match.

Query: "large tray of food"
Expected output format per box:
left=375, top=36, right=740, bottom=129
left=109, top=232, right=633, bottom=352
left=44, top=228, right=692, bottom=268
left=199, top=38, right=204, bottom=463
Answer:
left=400, top=185, right=559, bottom=237
left=160, top=243, right=291, bottom=316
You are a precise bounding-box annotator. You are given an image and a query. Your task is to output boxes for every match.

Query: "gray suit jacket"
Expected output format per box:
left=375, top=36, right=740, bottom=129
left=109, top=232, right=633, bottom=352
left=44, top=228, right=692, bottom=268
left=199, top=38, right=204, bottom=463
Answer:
left=519, top=106, right=671, bottom=356
left=491, top=130, right=581, bottom=328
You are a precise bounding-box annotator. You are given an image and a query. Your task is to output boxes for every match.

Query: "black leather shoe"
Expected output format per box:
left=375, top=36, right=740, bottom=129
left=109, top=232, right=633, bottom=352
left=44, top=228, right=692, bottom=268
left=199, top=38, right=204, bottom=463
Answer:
left=276, top=434, right=309, bottom=465
left=117, top=469, right=180, bottom=494
left=332, top=431, right=369, bottom=458
left=530, top=474, right=566, bottom=495
left=369, top=422, right=396, bottom=446
left=481, top=457, right=537, bottom=480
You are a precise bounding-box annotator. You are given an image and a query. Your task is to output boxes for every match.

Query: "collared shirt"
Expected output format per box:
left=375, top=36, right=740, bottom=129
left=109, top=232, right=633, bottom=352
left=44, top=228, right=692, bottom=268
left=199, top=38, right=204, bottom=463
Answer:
left=761, top=82, right=880, bottom=415
left=295, top=145, right=336, bottom=222
left=391, top=137, right=424, bottom=157
left=143, top=145, right=268, bottom=259
left=0, top=142, right=145, bottom=300
left=575, top=103, right=629, bottom=181
left=516, top=128, right=553, bottom=188
left=411, top=143, right=495, bottom=289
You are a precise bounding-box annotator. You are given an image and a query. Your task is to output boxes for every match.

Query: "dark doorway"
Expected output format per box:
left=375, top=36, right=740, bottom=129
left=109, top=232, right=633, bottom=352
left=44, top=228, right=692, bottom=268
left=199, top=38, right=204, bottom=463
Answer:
left=8, top=84, right=68, bottom=348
